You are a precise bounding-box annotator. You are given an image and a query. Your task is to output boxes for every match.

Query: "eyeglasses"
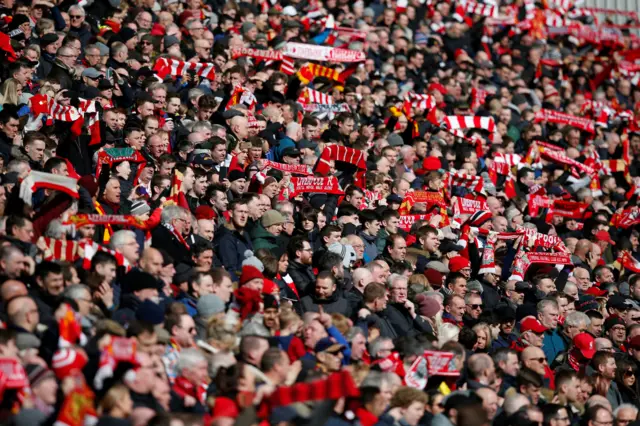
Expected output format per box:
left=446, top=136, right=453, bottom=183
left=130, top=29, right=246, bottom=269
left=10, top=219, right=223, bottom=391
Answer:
left=467, top=304, right=483, bottom=310
left=527, top=357, right=547, bottom=363
left=70, top=15, right=83, bottom=19
left=141, top=41, right=153, bottom=45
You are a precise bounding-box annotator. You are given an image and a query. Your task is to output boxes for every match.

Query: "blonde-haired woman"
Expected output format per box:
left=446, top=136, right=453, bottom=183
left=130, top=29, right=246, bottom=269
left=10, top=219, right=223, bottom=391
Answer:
left=472, top=322, right=493, bottom=353
left=0, top=78, right=22, bottom=107
left=96, top=383, right=133, bottom=425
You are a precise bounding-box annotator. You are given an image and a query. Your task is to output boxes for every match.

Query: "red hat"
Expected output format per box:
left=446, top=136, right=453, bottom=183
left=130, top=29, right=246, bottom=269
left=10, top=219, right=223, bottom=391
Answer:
left=449, top=256, right=471, bottom=273
left=573, top=332, right=596, bottom=359
left=428, top=82, right=447, bottom=95
left=520, top=317, right=548, bottom=334
left=195, top=205, right=217, bottom=221
left=454, top=49, right=472, bottom=62
left=595, top=230, right=615, bottom=246
left=239, top=265, right=264, bottom=286
left=150, top=23, right=165, bottom=36
left=262, top=278, right=279, bottom=295
left=422, top=156, right=442, bottom=172
left=52, top=348, right=88, bottom=379
left=585, top=286, right=607, bottom=297
left=424, top=268, right=445, bottom=288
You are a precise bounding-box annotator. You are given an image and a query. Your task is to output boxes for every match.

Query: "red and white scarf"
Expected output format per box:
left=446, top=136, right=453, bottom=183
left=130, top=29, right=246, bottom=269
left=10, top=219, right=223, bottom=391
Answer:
left=153, top=57, right=216, bottom=81
left=19, top=171, right=79, bottom=206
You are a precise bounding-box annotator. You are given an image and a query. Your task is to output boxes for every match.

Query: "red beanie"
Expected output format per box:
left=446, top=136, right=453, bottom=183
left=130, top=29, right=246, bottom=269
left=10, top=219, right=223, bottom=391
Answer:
left=262, top=278, right=279, bottom=295
left=195, top=205, right=217, bottom=220
left=449, top=256, right=471, bottom=273
left=239, top=265, right=263, bottom=286
left=52, top=348, right=88, bottom=379
left=424, top=268, right=445, bottom=288
left=211, top=396, right=239, bottom=418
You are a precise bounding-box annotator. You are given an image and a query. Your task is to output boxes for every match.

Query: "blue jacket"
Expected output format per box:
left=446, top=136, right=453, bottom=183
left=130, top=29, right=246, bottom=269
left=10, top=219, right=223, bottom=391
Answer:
left=359, top=231, right=379, bottom=264
left=491, top=332, right=517, bottom=352
left=543, top=329, right=567, bottom=363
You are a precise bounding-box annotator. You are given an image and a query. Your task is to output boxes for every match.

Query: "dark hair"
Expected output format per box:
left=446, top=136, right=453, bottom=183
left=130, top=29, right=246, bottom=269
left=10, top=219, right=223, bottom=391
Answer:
left=5, top=215, right=29, bottom=237
left=337, top=204, right=359, bottom=218
left=192, top=240, right=213, bottom=258
left=458, top=327, right=477, bottom=351
left=43, top=157, right=67, bottom=173
left=91, top=251, right=117, bottom=269
left=287, top=235, right=308, bottom=260
left=260, top=347, right=285, bottom=372
left=359, top=209, right=381, bottom=226
left=210, top=268, right=231, bottom=286
left=446, top=272, right=466, bottom=289
left=35, top=260, right=63, bottom=281
left=126, top=320, right=155, bottom=338
left=318, top=252, right=342, bottom=274
left=363, top=282, right=386, bottom=303
left=554, top=369, right=577, bottom=390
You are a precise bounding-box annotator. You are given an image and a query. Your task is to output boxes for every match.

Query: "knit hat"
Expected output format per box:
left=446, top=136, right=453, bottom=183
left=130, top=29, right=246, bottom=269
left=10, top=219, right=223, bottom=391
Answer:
left=135, top=300, right=164, bottom=325
left=241, top=22, right=256, bottom=34
left=449, top=256, right=471, bottom=273
left=576, top=295, right=599, bottom=312
left=239, top=265, right=264, bottom=286
left=197, top=294, right=225, bottom=318
left=228, top=169, right=246, bottom=182
left=130, top=200, right=151, bottom=216
left=327, top=242, right=357, bottom=269
left=78, top=175, right=99, bottom=198
left=40, top=33, right=59, bottom=48
left=469, top=211, right=492, bottom=227
left=52, top=348, right=88, bottom=379
left=118, top=27, right=137, bottom=43
left=421, top=156, right=442, bottom=173
left=495, top=305, right=516, bottom=322
left=121, top=270, right=159, bottom=294
left=241, top=250, right=264, bottom=271
left=467, top=280, right=484, bottom=294
left=264, top=294, right=279, bottom=310
left=26, top=364, right=55, bottom=388
left=415, top=294, right=441, bottom=318
left=604, top=314, right=625, bottom=332
left=195, top=205, right=216, bottom=220
left=262, top=210, right=286, bottom=228
left=424, top=268, right=445, bottom=288
left=164, top=35, right=179, bottom=49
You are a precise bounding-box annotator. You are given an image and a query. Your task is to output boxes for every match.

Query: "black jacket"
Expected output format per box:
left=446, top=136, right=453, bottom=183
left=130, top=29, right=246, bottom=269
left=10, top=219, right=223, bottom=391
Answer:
left=300, top=291, right=351, bottom=317
left=386, top=302, right=434, bottom=337
left=151, top=225, right=192, bottom=267
left=480, top=279, right=501, bottom=311
left=30, top=287, right=58, bottom=325
left=287, top=260, right=316, bottom=296
left=356, top=309, right=398, bottom=339
left=213, top=225, right=253, bottom=281
left=48, top=60, right=75, bottom=90
left=112, top=293, right=142, bottom=326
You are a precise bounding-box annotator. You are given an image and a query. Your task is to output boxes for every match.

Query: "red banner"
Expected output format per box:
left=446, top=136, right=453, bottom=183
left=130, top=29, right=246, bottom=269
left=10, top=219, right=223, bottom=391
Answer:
left=398, top=214, right=430, bottom=231
left=283, top=177, right=344, bottom=199
left=0, top=357, right=28, bottom=389
left=423, top=351, right=460, bottom=376
left=540, top=147, right=596, bottom=176
left=534, top=109, right=595, bottom=134
left=230, top=47, right=283, bottom=61
left=611, top=207, right=640, bottom=229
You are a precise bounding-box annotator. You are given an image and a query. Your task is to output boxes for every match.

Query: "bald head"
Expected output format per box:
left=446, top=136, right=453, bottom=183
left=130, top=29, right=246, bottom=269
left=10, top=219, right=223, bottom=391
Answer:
left=7, top=296, right=38, bottom=331
left=140, top=248, right=163, bottom=278
left=0, top=279, right=27, bottom=302
left=352, top=268, right=373, bottom=291
left=521, top=346, right=545, bottom=361
left=575, top=239, right=592, bottom=257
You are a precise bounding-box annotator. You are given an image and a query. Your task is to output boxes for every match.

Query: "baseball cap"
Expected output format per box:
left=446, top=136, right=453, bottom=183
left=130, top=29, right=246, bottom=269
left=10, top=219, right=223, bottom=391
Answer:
left=520, top=317, right=547, bottom=334
left=282, top=5, right=298, bottom=16
left=595, top=230, right=615, bottom=246
left=573, top=332, right=596, bottom=359
left=82, top=68, right=101, bottom=79
left=585, top=286, right=607, bottom=297
left=607, top=294, right=630, bottom=311
left=576, top=295, right=599, bottom=312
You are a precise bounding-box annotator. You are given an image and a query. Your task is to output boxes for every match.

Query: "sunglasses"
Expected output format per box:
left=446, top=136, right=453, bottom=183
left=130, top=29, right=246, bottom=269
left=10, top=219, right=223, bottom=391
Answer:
left=141, top=41, right=153, bottom=45
left=528, top=357, right=546, bottom=363
left=468, top=304, right=483, bottom=310
left=70, top=15, right=83, bottom=19
left=624, top=370, right=636, bottom=377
